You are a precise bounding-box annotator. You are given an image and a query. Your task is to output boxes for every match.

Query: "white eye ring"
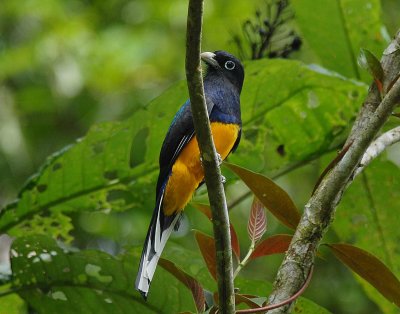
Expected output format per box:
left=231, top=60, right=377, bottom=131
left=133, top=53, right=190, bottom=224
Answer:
left=224, top=60, right=235, bottom=70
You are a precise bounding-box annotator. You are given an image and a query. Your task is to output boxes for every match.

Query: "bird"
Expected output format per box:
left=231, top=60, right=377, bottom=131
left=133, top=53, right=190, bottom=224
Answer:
left=135, top=50, right=245, bottom=299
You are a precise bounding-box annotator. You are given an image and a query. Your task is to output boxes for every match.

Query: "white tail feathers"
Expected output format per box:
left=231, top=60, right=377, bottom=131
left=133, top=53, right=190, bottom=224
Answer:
left=135, top=194, right=181, bottom=299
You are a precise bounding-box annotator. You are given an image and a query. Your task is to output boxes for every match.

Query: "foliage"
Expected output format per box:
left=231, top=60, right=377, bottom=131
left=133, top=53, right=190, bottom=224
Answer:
left=0, top=0, right=399, bottom=313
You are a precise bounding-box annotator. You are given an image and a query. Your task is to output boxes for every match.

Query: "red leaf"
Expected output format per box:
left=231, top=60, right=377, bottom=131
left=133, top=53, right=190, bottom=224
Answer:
left=247, top=197, right=267, bottom=244
left=230, top=224, right=241, bottom=261
left=159, top=258, right=206, bottom=312
left=192, top=203, right=212, bottom=219
left=193, top=203, right=241, bottom=260
left=235, top=294, right=263, bottom=308
left=194, top=231, right=217, bottom=280
left=250, top=234, right=292, bottom=260
left=224, top=162, right=300, bottom=229
left=327, top=243, right=400, bottom=307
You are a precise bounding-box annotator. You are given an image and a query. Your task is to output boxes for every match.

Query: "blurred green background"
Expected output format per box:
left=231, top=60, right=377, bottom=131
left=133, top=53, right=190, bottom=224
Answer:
left=1, top=0, right=399, bottom=313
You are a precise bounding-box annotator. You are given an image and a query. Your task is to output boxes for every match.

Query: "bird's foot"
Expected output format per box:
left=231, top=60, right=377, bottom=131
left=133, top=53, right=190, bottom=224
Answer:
left=221, top=175, right=226, bottom=184
left=216, top=153, right=223, bottom=165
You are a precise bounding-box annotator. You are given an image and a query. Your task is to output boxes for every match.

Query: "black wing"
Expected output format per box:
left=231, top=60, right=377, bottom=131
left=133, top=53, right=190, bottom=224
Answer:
left=156, top=98, right=215, bottom=195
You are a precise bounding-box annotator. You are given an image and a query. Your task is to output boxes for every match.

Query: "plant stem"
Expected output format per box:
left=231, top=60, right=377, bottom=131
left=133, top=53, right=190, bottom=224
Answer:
left=233, top=241, right=255, bottom=278
left=185, top=0, right=235, bottom=313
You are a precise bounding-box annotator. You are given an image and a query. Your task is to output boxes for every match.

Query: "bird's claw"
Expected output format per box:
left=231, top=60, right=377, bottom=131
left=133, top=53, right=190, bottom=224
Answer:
left=216, top=153, right=223, bottom=165
left=221, top=175, right=226, bottom=184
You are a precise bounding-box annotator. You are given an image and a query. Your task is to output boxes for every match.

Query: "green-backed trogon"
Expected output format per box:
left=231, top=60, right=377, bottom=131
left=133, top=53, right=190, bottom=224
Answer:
left=135, top=51, right=245, bottom=298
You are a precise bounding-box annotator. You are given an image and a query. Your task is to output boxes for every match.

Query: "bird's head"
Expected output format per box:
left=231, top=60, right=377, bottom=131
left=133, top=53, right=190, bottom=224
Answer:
left=201, top=50, right=244, bottom=92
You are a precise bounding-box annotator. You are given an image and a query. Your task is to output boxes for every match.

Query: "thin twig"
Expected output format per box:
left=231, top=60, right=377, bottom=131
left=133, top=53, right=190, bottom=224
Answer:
left=185, top=0, right=235, bottom=313
left=353, top=126, right=400, bottom=178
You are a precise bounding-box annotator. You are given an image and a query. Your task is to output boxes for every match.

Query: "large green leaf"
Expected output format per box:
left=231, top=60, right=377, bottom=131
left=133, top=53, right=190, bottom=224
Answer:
left=8, top=235, right=199, bottom=313
left=334, top=158, right=400, bottom=313
left=0, top=59, right=366, bottom=239
left=237, top=59, right=366, bottom=173
left=292, top=0, right=387, bottom=82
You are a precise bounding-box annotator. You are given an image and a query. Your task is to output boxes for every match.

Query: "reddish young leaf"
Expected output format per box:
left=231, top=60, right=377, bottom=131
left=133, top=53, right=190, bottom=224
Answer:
left=194, top=230, right=217, bottom=280
left=192, top=203, right=212, bottom=219
left=327, top=243, right=400, bottom=307
left=235, top=294, right=263, bottom=308
left=230, top=224, right=241, bottom=261
left=250, top=234, right=292, bottom=260
left=224, top=162, right=300, bottom=229
left=192, top=203, right=241, bottom=260
left=247, top=197, right=267, bottom=244
left=159, top=258, right=205, bottom=312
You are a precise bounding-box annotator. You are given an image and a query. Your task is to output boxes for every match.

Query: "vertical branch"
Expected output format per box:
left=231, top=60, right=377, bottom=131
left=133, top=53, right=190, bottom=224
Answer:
left=185, top=1, right=235, bottom=313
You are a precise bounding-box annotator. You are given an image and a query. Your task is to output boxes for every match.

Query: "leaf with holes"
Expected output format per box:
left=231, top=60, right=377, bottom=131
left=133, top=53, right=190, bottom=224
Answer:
left=250, top=234, right=292, bottom=260
left=194, top=231, right=217, bottom=281
left=247, top=197, right=267, bottom=244
left=0, top=58, right=366, bottom=242
left=224, top=162, right=300, bottom=229
left=159, top=258, right=205, bottom=312
left=9, top=235, right=199, bottom=313
left=327, top=243, right=400, bottom=307
left=192, top=203, right=240, bottom=260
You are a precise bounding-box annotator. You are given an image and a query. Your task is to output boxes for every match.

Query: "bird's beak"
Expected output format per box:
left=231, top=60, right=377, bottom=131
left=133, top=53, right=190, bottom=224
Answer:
left=201, top=52, right=219, bottom=68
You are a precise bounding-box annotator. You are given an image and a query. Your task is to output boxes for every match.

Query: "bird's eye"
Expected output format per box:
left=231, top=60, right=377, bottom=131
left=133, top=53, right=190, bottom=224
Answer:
left=224, top=60, right=235, bottom=70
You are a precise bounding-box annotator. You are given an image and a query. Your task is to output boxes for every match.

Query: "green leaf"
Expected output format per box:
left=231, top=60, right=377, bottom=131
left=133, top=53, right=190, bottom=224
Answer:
left=381, top=0, right=400, bottom=36
left=357, top=48, right=384, bottom=93
left=0, top=59, right=366, bottom=239
left=237, top=59, right=366, bottom=173
left=0, top=81, right=188, bottom=235
left=9, top=235, right=198, bottom=313
left=326, top=243, right=400, bottom=307
left=334, top=158, right=400, bottom=312
left=224, top=162, right=300, bottom=229
left=358, top=48, right=384, bottom=81
left=292, top=0, right=386, bottom=82
left=0, top=292, right=26, bottom=314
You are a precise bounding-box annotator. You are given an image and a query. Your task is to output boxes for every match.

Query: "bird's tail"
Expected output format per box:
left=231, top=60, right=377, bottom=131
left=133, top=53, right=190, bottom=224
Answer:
left=135, top=193, right=181, bottom=299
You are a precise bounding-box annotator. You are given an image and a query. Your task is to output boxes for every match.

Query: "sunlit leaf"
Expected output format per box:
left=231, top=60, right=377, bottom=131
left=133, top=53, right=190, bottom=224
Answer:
left=224, top=162, right=300, bottom=229
left=247, top=197, right=267, bottom=244
left=10, top=235, right=198, bottom=313
left=327, top=243, right=400, bottom=307
left=194, top=231, right=217, bottom=281
left=250, top=234, right=292, bottom=260
left=159, top=258, right=205, bottom=312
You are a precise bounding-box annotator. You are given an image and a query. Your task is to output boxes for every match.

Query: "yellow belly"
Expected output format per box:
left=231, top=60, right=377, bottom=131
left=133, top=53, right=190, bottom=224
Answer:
left=163, top=122, right=240, bottom=216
